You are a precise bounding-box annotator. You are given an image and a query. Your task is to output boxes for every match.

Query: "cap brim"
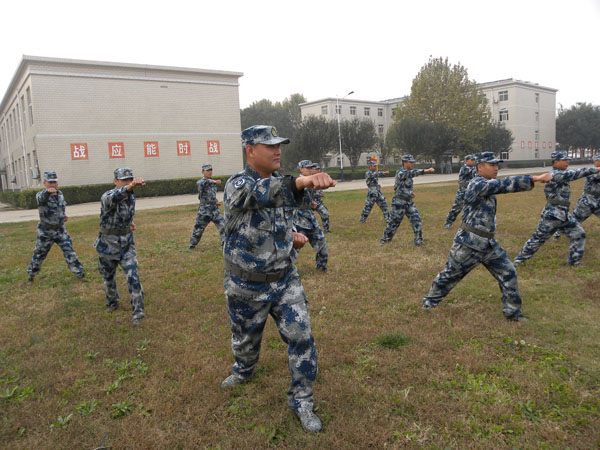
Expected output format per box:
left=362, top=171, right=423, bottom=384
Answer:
left=261, top=137, right=290, bottom=145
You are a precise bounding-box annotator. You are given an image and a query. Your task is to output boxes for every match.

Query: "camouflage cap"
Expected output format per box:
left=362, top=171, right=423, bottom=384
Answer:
left=475, top=152, right=503, bottom=164
left=298, top=160, right=312, bottom=169
left=367, top=158, right=377, bottom=165
left=43, top=171, right=58, bottom=182
left=202, top=164, right=213, bottom=171
left=312, top=163, right=321, bottom=170
left=551, top=151, right=571, bottom=161
left=114, top=167, right=134, bottom=180
left=241, top=125, right=290, bottom=148
left=401, top=154, right=416, bottom=162
left=593, top=154, right=600, bottom=161
left=464, top=154, right=476, bottom=161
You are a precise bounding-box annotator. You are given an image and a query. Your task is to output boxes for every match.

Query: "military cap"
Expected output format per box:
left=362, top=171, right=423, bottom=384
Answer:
left=464, top=154, right=476, bottom=161
left=114, top=167, right=134, bottom=180
left=367, top=158, right=377, bottom=165
left=202, top=164, right=213, bottom=171
left=43, top=171, right=58, bottom=182
left=312, top=163, right=321, bottom=170
left=241, top=125, right=290, bottom=148
left=298, top=160, right=312, bottom=169
left=551, top=151, right=571, bottom=161
left=475, top=152, right=503, bottom=164
left=401, top=154, right=416, bottom=162
left=593, top=154, right=600, bottom=161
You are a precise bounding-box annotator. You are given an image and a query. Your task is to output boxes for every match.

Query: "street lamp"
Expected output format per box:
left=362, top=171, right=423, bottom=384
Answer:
left=337, top=90, right=354, bottom=181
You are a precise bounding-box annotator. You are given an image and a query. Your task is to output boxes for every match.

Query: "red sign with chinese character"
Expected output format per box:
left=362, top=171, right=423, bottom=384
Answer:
left=207, top=140, right=220, bottom=155
left=549, top=142, right=553, bottom=148
left=535, top=141, right=539, bottom=149
left=144, top=141, right=159, bottom=157
left=528, top=141, right=532, bottom=149
left=108, top=142, right=125, bottom=158
left=543, top=141, right=546, bottom=149
left=521, top=141, right=525, bottom=149
left=177, top=141, right=191, bottom=156
left=71, top=143, right=88, bottom=160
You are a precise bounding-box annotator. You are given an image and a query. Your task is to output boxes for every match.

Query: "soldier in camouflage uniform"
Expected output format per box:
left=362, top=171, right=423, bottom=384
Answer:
left=380, top=154, right=435, bottom=246
left=443, top=154, right=477, bottom=229
left=310, top=163, right=330, bottom=233
left=359, top=158, right=390, bottom=223
left=189, top=164, right=225, bottom=249
left=514, top=151, right=600, bottom=267
left=220, top=125, right=336, bottom=433
left=26, top=171, right=85, bottom=282
left=553, top=154, right=600, bottom=242
left=422, top=152, right=552, bottom=320
left=292, top=160, right=328, bottom=271
left=94, top=168, right=146, bottom=326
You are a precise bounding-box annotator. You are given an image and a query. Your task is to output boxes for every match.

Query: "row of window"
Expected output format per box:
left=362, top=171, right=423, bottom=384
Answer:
left=0, top=87, right=34, bottom=152
left=321, top=105, right=384, bottom=117
left=494, top=91, right=540, bottom=104
left=498, top=110, right=541, bottom=123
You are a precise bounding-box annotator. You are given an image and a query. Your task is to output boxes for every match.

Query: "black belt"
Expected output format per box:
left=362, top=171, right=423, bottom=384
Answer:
left=584, top=189, right=599, bottom=196
left=100, top=227, right=130, bottom=236
left=199, top=201, right=217, bottom=204
left=460, top=223, right=494, bottom=239
left=547, top=198, right=570, bottom=207
left=395, top=194, right=412, bottom=202
left=40, top=222, right=63, bottom=230
left=224, top=259, right=291, bottom=283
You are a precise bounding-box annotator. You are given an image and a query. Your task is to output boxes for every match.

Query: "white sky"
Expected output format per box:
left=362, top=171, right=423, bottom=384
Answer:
left=1, top=0, right=599, bottom=110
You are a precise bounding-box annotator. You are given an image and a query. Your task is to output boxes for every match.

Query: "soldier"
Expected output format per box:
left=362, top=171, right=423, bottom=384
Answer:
left=94, top=168, right=146, bottom=327
left=311, top=163, right=330, bottom=233
left=380, top=154, right=435, bottom=246
left=443, top=154, right=477, bottom=229
left=359, top=158, right=390, bottom=223
left=422, top=152, right=552, bottom=320
left=514, top=151, right=600, bottom=267
left=220, top=125, right=336, bottom=433
left=292, top=160, right=328, bottom=271
left=553, top=154, right=600, bottom=242
left=26, top=171, right=85, bottom=282
left=189, top=164, right=225, bottom=249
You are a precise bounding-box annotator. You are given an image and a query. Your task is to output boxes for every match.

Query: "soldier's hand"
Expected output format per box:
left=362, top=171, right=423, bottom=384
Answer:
left=296, top=173, right=336, bottom=191
left=312, top=201, right=317, bottom=209
left=293, top=232, right=308, bottom=249
left=411, top=193, right=415, bottom=198
left=532, top=173, right=552, bottom=184
left=47, top=187, right=58, bottom=194
left=214, top=179, right=222, bottom=185
left=64, top=215, right=69, bottom=222
left=217, top=201, right=223, bottom=206
left=130, top=222, right=137, bottom=231
left=127, top=177, right=146, bottom=191
left=383, top=171, right=390, bottom=175
left=425, top=168, right=435, bottom=173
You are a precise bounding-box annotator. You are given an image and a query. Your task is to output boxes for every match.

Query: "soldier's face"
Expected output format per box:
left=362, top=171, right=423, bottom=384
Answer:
left=477, top=162, right=498, bottom=179
left=403, top=161, right=414, bottom=170
left=203, top=169, right=212, bottom=178
left=246, top=143, right=281, bottom=177
left=114, top=178, right=133, bottom=188
left=594, top=160, right=600, bottom=168
left=43, top=181, right=58, bottom=189
left=465, top=160, right=475, bottom=167
left=553, top=160, right=569, bottom=170
left=299, top=167, right=311, bottom=176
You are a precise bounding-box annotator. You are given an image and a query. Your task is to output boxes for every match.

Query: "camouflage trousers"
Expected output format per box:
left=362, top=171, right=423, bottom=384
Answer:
left=515, top=215, right=586, bottom=266
left=444, top=189, right=466, bottom=227
left=380, top=201, right=422, bottom=244
left=97, top=249, right=144, bottom=319
left=226, top=287, right=317, bottom=413
left=360, top=188, right=389, bottom=222
left=293, top=217, right=328, bottom=270
left=26, top=225, right=83, bottom=278
left=190, top=205, right=225, bottom=247
left=555, top=194, right=600, bottom=238
left=423, top=242, right=523, bottom=318
left=314, top=202, right=330, bottom=232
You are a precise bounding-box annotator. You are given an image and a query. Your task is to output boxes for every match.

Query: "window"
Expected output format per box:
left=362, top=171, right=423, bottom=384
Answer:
left=378, top=124, right=384, bottom=133
left=499, top=109, right=509, bottom=122
left=364, top=107, right=370, bottom=116
left=15, top=104, right=21, bottom=137
left=378, top=108, right=383, bottom=117
left=501, top=152, right=509, bottom=160
left=26, top=87, right=34, bottom=125
left=535, top=93, right=539, bottom=104
left=335, top=105, right=341, bottom=114
left=498, top=90, right=508, bottom=102
left=321, top=105, right=328, bottom=115
left=535, top=130, right=539, bottom=140
left=20, top=95, right=27, bottom=130
left=350, top=106, right=356, bottom=115
left=535, top=149, right=539, bottom=159
left=535, top=112, right=539, bottom=122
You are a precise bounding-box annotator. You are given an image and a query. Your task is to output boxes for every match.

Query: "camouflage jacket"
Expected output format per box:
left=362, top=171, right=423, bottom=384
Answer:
left=99, top=186, right=136, bottom=230
left=456, top=174, right=533, bottom=252
left=313, top=189, right=324, bottom=204
left=542, top=167, right=598, bottom=221
left=293, top=175, right=317, bottom=228
left=582, top=169, right=600, bottom=197
left=365, top=169, right=385, bottom=189
left=197, top=177, right=218, bottom=203
left=458, top=164, right=477, bottom=191
left=36, top=189, right=66, bottom=227
left=393, top=168, right=424, bottom=202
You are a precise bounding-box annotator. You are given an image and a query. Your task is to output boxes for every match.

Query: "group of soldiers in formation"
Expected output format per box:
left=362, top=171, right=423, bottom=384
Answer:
left=25, top=124, right=600, bottom=432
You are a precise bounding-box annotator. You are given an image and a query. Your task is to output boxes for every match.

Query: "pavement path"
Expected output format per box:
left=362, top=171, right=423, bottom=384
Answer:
left=0, top=166, right=555, bottom=224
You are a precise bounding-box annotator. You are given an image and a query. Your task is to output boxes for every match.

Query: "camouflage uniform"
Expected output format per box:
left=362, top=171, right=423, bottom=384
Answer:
left=423, top=159, right=534, bottom=319
left=444, top=156, right=477, bottom=228
left=360, top=169, right=389, bottom=222
left=26, top=179, right=84, bottom=280
left=380, top=156, right=425, bottom=245
left=514, top=154, right=598, bottom=267
left=189, top=169, right=225, bottom=248
left=313, top=188, right=330, bottom=233
left=94, top=169, right=144, bottom=320
left=223, top=162, right=318, bottom=416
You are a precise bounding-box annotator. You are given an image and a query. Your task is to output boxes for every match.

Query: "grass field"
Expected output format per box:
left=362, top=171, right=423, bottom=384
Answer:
left=1, top=179, right=599, bottom=449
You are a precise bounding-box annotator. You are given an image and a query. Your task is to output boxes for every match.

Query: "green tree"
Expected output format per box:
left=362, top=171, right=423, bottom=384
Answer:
left=480, top=122, right=514, bottom=154
left=339, top=118, right=377, bottom=172
left=240, top=93, right=307, bottom=140
left=282, top=93, right=307, bottom=129
left=284, top=115, right=336, bottom=170
left=556, top=102, right=600, bottom=151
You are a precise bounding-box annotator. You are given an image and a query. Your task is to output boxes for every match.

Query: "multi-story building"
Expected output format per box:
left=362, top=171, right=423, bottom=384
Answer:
left=0, top=56, right=244, bottom=190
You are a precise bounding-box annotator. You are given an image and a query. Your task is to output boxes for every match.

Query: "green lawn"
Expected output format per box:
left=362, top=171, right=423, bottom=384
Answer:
left=1, top=179, right=599, bottom=449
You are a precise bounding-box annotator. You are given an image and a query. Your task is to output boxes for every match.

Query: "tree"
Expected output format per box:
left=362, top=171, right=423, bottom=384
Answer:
left=398, top=56, right=490, bottom=159
left=480, top=122, right=513, bottom=154
left=281, top=93, right=306, bottom=129
left=240, top=93, right=307, bottom=141
left=284, top=116, right=336, bottom=170
left=556, top=102, right=600, bottom=151
left=339, top=118, right=377, bottom=172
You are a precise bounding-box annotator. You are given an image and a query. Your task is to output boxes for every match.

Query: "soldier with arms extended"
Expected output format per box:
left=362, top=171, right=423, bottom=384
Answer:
left=380, top=154, right=435, bottom=246
left=422, top=152, right=552, bottom=320
left=94, top=168, right=146, bottom=327
left=26, top=171, right=85, bottom=282
left=189, top=163, right=225, bottom=249
left=443, top=154, right=477, bottom=229
left=359, top=158, right=390, bottom=223
left=310, top=163, right=330, bottom=233
left=514, top=151, right=600, bottom=267
left=220, top=125, right=336, bottom=433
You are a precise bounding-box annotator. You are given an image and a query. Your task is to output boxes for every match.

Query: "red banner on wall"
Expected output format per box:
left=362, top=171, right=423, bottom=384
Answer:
left=108, top=142, right=125, bottom=158
left=207, top=140, right=220, bottom=155
left=144, top=142, right=159, bottom=157
left=71, top=143, right=88, bottom=160
left=177, top=141, right=191, bottom=156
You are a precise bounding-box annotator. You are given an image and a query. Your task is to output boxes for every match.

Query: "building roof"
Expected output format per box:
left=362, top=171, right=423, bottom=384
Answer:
left=478, top=78, right=557, bottom=92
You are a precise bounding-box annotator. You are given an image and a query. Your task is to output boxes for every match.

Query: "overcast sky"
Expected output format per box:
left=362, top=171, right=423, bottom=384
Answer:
left=1, top=0, right=598, bottom=110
